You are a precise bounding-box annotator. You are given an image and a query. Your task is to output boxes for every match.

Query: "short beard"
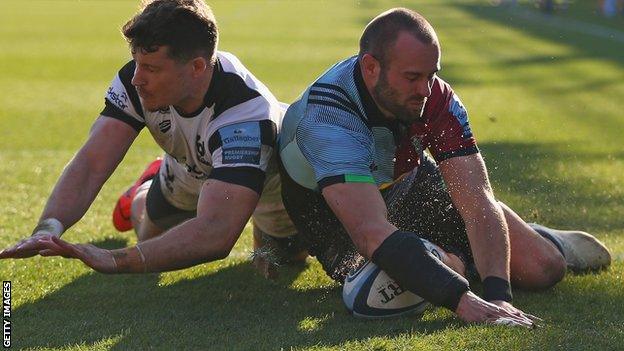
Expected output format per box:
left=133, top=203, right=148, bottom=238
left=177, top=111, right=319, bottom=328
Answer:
left=372, top=69, right=425, bottom=124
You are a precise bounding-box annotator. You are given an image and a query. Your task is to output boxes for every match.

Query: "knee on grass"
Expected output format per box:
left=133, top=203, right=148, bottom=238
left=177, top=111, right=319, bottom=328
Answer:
left=513, top=251, right=566, bottom=290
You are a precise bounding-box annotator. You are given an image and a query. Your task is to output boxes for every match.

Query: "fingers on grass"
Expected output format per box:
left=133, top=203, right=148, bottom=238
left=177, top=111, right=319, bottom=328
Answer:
left=525, top=313, right=544, bottom=322
left=490, top=317, right=533, bottom=328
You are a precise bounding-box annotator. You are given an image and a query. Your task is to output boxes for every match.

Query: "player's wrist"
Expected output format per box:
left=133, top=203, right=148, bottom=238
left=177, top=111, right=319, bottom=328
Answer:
left=32, top=218, right=65, bottom=238
left=110, top=244, right=148, bottom=274
left=482, top=276, right=512, bottom=302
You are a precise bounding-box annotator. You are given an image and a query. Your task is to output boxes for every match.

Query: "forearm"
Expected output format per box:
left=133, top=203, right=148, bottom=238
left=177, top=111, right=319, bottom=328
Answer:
left=39, top=152, right=109, bottom=230
left=464, top=198, right=510, bottom=280
left=112, top=217, right=239, bottom=273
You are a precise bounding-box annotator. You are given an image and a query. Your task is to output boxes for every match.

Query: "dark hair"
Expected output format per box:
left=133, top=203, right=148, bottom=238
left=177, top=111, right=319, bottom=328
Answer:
left=122, top=0, right=218, bottom=62
left=358, top=8, right=438, bottom=65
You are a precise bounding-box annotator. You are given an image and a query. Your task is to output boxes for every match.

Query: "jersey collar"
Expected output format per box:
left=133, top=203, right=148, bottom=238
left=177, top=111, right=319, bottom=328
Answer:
left=203, top=56, right=223, bottom=109
left=353, top=59, right=408, bottom=142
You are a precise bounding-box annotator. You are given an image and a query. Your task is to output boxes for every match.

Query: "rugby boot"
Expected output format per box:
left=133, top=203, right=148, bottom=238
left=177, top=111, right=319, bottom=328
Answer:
left=112, top=158, right=162, bottom=232
left=529, top=223, right=611, bottom=272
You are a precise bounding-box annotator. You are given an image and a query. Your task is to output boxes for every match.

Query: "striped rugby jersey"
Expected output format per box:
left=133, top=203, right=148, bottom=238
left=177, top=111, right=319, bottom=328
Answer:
left=101, top=51, right=283, bottom=194
left=279, top=56, right=478, bottom=192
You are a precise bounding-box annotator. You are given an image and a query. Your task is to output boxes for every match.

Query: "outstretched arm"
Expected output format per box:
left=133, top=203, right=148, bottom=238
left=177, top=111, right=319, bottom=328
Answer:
left=35, top=178, right=259, bottom=273
left=0, top=116, right=138, bottom=258
left=322, top=182, right=537, bottom=327
left=439, top=153, right=512, bottom=302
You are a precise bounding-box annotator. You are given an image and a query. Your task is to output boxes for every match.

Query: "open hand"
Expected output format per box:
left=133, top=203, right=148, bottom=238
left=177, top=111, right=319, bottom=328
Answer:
left=455, top=291, right=540, bottom=328
left=36, top=236, right=117, bottom=273
left=0, top=233, right=57, bottom=259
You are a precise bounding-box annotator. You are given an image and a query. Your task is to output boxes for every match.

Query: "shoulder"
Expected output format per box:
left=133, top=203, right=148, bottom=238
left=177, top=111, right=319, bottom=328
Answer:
left=423, top=76, right=470, bottom=129
left=302, top=57, right=369, bottom=132
left=102, top=60, right=145, bottom=130
left=423, top=76, right=454, bottom=116
left=204, top=51, right=282, bottom=123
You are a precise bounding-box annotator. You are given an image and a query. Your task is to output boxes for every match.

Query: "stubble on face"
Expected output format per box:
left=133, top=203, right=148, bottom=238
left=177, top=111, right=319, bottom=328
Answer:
left=372, top=67, right=426, bottom=124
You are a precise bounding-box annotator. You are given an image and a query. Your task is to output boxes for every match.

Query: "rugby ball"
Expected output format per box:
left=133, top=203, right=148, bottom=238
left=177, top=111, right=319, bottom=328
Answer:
left=343, top=261, right=429, bottom=319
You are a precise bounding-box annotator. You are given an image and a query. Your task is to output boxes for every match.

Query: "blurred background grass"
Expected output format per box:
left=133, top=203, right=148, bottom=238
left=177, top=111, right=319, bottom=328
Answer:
left=0, top=1, right=622, bottom=350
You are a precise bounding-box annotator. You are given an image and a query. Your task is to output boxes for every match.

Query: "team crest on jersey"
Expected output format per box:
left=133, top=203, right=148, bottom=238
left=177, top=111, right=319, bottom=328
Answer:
left=449, top=94, right=473, bottom=139
left=106, top=86, right=128, bottom=110
left=159, top=120, right=171, bottom=133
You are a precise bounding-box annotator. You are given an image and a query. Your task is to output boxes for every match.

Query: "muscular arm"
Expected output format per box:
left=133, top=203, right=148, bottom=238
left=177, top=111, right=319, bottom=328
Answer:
left=37, top=178, right=260, bottom=273
left=134, top=179, right=259, bottom=272
left=322, top=182, right=397, bottom=259
left=41, top=116, right=139, bottom=229
left=0, top=116, right=137, bottom=259
left=439, top=153, right=510, bottom=281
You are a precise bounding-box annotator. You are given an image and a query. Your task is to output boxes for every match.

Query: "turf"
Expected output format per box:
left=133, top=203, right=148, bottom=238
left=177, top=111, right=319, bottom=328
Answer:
left=0, top=0, right=622, bottom=350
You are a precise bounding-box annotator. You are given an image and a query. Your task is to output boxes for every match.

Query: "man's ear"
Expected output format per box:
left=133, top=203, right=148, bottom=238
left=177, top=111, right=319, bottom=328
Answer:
left=360, top=53, right=381, bottom=83
left=190, top=57, right=208, bottom=77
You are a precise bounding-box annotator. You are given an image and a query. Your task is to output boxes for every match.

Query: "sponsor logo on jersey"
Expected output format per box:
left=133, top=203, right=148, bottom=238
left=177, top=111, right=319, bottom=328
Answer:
left=107, top=86, right=129, bottom=110
left=449, top=94, right=473, bottom=138
left=219, top=122, right=262, bottom=165
left=222, top=135, right=260, bottom=144
left=222, top=147, right=261, bottom=165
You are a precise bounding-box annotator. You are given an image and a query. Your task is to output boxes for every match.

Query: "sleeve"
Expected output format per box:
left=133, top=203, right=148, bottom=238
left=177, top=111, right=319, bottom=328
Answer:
left=206, top=119, right=276, bottom=194
left=427, top=82, right=479, bottom=162
left=295, top=111, right=375, bottom=191
left=100, top=60, right=145, bottom=132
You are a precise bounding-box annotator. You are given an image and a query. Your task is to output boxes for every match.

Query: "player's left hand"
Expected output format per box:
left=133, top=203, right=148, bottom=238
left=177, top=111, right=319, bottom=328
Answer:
left=490, top=300, right=543, bottom=327
left=36, top=236, right=117, bottom=273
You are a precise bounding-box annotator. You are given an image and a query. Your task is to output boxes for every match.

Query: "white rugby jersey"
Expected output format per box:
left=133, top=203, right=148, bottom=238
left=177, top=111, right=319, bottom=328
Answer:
left=101, top=51, right=283, bottom=194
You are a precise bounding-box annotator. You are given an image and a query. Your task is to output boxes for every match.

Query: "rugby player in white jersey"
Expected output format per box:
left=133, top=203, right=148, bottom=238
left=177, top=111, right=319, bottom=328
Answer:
left=0, top=0, right=298, bottom=273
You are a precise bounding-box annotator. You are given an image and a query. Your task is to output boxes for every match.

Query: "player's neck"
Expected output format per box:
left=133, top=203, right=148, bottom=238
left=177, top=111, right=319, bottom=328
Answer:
left=173, top=66, right=214, bottom=116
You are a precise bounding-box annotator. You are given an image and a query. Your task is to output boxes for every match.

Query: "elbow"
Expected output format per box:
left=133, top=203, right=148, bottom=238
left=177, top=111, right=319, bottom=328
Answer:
left=199, top=239, right=233, bottom=261
left=212, top=247, right=232, bottom=261
left=195, top=219, right=237, bottom=261
left=349, top=222, right=395, bottom=260
left=461, top=193, right=502, bottom=221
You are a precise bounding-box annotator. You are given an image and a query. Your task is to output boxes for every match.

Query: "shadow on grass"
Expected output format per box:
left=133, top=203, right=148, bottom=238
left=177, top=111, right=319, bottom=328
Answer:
left=12, top=241, right=457, bottom=350
left=10, top=139, right=623, bottom=349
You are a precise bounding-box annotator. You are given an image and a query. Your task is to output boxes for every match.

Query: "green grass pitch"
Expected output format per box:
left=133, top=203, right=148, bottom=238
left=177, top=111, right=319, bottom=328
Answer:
left=0, top=0, right=622, bottom=350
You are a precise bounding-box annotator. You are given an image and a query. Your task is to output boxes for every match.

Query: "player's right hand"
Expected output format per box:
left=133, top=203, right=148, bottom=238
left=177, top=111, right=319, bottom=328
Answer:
left=454, top=291, right=539, bottom=328
left=36, top=236, right=117, bottom=273
left=0, top=233, right=57, bottom=259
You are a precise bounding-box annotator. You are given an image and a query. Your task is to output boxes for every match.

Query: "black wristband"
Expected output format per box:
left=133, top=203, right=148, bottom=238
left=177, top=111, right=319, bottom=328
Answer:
left=482, top=276, right=513, bottom=302
left=371, top=230, right=470, bottom=311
